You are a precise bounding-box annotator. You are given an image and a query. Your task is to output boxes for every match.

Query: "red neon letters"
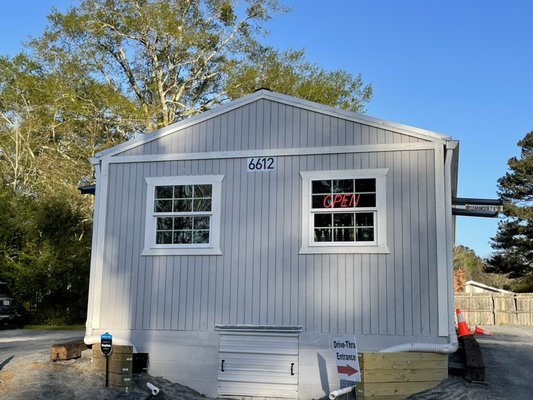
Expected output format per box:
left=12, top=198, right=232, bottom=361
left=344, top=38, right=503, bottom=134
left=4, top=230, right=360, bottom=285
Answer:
left=323, top=193, right=361, bottom=208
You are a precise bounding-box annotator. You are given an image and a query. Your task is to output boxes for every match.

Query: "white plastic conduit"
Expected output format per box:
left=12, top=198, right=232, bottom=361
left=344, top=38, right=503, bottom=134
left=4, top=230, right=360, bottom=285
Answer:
left=329, top=385, right=356, bottom=399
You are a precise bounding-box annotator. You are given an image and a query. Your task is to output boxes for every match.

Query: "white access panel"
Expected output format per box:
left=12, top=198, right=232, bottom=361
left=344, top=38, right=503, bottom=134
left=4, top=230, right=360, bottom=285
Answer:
left=218, top=332, right=299, bottom=398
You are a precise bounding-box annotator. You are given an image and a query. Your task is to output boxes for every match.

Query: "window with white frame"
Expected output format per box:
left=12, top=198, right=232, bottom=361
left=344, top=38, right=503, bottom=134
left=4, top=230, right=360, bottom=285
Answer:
left=300, top=169, right=389, bottom=254
left=143, top=175, right=223, bottom=255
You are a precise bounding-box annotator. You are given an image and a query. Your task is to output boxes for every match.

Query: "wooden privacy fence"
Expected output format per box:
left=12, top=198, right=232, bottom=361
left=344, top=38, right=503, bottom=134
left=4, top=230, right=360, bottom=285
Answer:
left=455, top=293, right=533, bottom=326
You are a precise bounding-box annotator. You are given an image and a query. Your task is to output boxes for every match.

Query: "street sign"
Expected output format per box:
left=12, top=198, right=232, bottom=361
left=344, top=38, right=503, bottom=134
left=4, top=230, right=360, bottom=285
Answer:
left=452, top=197, right=503, bottom=218
left=100, top=332, right=113, bottom=387
left=100, top=332, right=113, bottom=356
left=332, top=336, right=361, bottom=382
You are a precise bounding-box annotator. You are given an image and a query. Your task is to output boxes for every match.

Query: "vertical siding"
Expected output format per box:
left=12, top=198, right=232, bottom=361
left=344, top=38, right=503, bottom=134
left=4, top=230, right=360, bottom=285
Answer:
left=117, top=99, right=424, bottom=157
left=99, top=102, right=441, bottom=342
left=100, top=150, right=438, bottom=339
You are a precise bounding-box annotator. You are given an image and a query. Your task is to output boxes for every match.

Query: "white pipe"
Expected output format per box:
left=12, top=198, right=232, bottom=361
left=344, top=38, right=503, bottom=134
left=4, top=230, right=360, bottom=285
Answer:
left=329, top=385, right=356, bottom=399
left=147, top=382, right=160, bottom=396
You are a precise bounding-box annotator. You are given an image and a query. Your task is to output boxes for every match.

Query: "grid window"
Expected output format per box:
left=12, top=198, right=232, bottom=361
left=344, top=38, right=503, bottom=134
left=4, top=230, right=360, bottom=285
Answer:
left=300, top=169, right=388, bottom=254
left=154, top=184, right=212, bottom=244
left=144, top=175, right=223, bottom=256
left=311, top=178, right=376, bottom=244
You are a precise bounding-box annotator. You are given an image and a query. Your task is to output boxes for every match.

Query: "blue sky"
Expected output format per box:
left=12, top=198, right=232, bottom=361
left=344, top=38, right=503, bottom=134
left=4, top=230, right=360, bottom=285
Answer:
left=1, top=1, right=532, bottom=258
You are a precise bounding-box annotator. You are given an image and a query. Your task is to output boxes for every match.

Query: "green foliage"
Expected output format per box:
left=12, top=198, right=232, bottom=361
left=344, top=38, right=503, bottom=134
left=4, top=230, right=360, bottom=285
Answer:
left=225, top=48, right=373, bottom=112
left=34, top=0, right=289, bottom=128
left=454, top=245, right=485, bottom=278
left=0, top=188, right=92, bottom=324
left=486, top=131, right=533, bottom=290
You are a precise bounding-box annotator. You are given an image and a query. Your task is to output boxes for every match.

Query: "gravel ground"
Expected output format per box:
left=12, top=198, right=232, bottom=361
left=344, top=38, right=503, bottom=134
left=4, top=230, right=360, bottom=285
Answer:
left=0, top=347, right=208, bottom=400
left=1, top=325, right=532, bottom=399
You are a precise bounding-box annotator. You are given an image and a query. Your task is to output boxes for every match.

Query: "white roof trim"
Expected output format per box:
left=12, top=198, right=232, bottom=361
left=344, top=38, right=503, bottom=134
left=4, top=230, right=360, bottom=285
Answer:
left=465, top=280, right=513, bottom=294
left=95, top=89, right=452, bottom=160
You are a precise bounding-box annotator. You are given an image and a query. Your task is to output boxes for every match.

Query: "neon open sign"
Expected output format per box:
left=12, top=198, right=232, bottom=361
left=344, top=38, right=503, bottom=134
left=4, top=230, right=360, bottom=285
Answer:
left=322, top=193, right=361, bottom=208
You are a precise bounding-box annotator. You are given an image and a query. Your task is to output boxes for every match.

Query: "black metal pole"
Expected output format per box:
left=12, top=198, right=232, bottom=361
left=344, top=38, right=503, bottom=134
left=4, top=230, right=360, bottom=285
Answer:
left=105, top=354, right=109, bottom=387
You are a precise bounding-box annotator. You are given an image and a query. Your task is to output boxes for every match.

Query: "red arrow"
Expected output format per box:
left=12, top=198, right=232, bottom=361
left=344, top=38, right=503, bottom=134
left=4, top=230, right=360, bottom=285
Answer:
left=337, top=365, right=358, bottom=376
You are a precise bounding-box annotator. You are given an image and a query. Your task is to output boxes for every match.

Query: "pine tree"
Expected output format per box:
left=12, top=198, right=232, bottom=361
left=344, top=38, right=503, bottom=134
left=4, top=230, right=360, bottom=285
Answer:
left=486, top=131, right=533, bottom=291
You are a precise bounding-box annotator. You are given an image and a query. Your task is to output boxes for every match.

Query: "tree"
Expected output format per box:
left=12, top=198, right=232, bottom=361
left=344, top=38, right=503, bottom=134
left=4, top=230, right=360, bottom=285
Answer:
left=0, top=188, right=92, bottom=324
left=226, top=47, right=373, bottom=112
left=486, top=131, right=533, bottom=292
left=32, top=0, right=371, bottom=131
left=0, top=53, right=136, bottom=200
left=454, top=245, right=485, bottom=279
left=33, top=0, right=288, bottom=131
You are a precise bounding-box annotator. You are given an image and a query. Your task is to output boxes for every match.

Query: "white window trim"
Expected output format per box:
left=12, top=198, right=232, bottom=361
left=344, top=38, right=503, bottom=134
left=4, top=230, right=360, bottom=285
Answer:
left=300, top=169, right=389, bottom=254
left=142, top=175, right=223, bottom=256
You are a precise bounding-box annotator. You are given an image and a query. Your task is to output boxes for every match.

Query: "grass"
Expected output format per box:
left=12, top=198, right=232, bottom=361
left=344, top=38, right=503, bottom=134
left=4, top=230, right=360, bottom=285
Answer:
left=23, top=324, right=85, bottom=331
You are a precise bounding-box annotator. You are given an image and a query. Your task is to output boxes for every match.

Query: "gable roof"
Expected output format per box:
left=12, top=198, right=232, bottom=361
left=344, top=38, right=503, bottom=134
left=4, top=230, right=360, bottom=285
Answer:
left=93, top=90, right=454, bottom=161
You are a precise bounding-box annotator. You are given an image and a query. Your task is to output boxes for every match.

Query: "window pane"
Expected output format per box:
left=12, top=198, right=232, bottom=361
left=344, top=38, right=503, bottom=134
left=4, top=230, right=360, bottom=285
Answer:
left=194, top=216, right=210, bottom=229
left=193, top=230, right=210, bottom=244
left=155, top=200, right=172, bottom=212
left=315, top=213, right=332, bottom=227
left=313, top=194, right=329, bottom=208
left=194, top=185, right=212, bottom=197
left=355, top=179, right=375, bottom=192
left=312, top=180, right=331, bottom=194
left=174, top=199, right=193, bottom=212
left=174, top=217, right=192, bottom=230
left=157, top=217, right=173, bottom=230
left=314, top=228, right=332, bottom=242
left=174, top=231, right=192, bottom=244
left=333, top=213, right=354, bottom=227
left=356, top=228, right=374, bottom=241
left=332, top=179, right=353, bottom=193
left=156, top=231, right=172, bottom=244
left=193, top=198, right=212, bottom=212
left=155, top=186, right=173, bottom=199
left=355, top=213, right=374, bottom=227
left=334, top=227, right=355, bottom=242
left=175, top=185, right=193, bottom=199
left=357, top=193, right=376, bottom=207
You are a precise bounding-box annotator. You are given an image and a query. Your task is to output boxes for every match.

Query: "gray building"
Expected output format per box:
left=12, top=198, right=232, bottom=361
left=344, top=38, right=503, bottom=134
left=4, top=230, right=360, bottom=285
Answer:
left=85, top=90, right=459, bottom=398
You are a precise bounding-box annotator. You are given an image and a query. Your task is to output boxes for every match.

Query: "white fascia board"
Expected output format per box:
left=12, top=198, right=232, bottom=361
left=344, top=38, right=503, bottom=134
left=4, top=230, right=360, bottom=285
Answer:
left=94, top=90, right=452, bottom=161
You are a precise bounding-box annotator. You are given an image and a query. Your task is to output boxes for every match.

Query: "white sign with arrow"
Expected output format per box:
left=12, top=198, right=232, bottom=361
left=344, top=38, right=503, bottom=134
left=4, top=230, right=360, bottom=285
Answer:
left=332, top=336, right=361, bottom=382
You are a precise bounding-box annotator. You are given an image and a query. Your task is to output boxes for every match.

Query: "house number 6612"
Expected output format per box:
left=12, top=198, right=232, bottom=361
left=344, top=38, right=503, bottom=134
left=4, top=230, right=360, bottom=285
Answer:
left=247, top=157, right=276, bottom=172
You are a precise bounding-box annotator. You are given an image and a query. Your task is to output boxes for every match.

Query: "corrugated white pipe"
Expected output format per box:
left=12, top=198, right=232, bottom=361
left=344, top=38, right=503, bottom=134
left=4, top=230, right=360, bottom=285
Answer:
left=378, top=334, right=458, bottom=353
left=329, top=385, right=356, bottom=399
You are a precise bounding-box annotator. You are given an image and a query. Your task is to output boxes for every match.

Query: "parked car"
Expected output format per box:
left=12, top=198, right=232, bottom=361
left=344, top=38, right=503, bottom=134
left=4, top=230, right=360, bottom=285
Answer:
left=0, top=281, right=17, bottom=326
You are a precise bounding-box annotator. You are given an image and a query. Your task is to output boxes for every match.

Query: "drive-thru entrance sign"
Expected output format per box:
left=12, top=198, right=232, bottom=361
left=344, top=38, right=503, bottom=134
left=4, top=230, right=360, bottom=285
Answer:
left=332, top=336, right=361, bottom=382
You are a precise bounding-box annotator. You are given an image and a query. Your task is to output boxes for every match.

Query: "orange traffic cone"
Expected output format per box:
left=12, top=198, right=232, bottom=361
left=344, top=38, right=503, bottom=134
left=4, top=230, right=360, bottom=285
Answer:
left=456, top=308, right=472, bottom=337
left=473, top=325, right=493, bottom=336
